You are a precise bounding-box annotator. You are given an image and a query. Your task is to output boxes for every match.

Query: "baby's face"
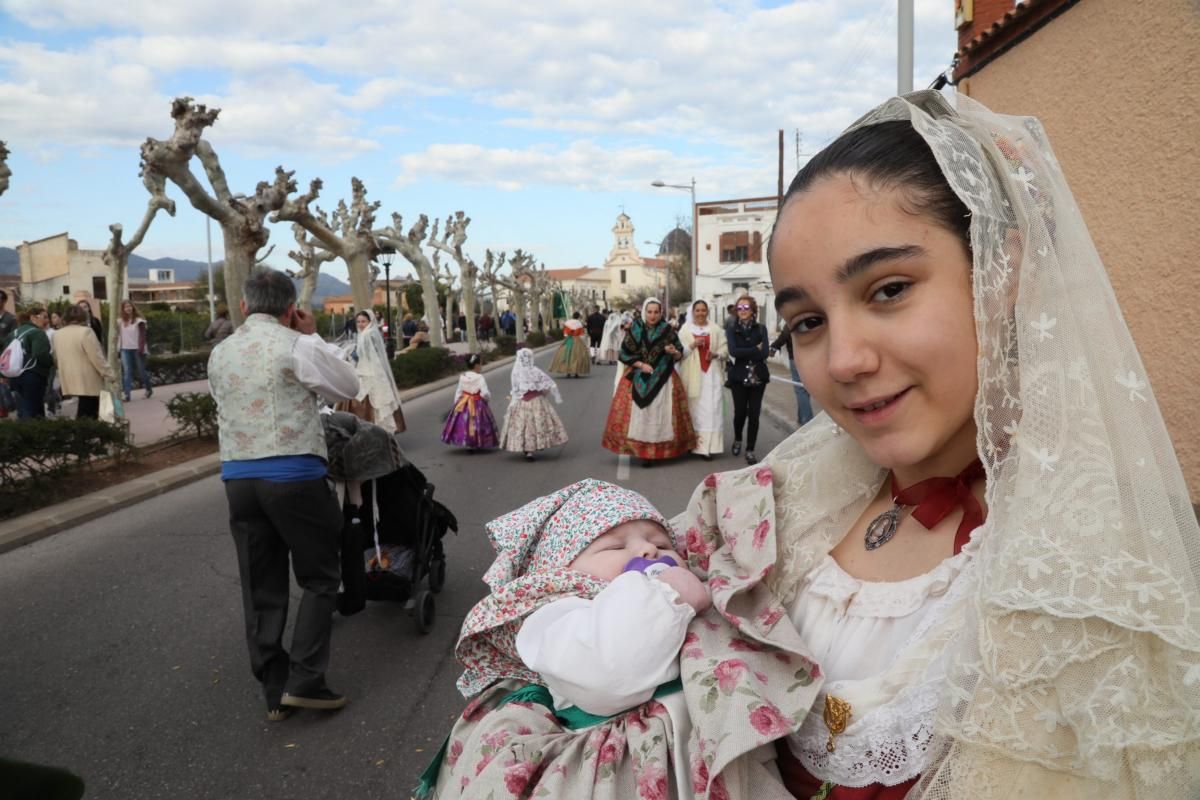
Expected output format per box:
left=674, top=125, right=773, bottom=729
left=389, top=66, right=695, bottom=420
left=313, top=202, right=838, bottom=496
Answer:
left=569, top=519, right=681, bottom=581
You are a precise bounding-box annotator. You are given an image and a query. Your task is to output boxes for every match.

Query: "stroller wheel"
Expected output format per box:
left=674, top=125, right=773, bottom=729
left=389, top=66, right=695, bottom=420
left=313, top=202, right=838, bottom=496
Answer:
left=415, top=590, right=436, bottom=634
left=429, top=558, right=447, bottom=594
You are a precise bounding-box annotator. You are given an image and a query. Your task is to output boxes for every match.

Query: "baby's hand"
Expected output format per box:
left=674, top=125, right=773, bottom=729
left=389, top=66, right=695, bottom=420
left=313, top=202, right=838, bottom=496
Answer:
left=656, top=566, right=711, bottom=614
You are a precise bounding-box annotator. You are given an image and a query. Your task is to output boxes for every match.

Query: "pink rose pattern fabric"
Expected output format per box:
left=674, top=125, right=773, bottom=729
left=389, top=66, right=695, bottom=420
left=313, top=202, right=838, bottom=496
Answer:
left=676, top=464, right=826, bottom=800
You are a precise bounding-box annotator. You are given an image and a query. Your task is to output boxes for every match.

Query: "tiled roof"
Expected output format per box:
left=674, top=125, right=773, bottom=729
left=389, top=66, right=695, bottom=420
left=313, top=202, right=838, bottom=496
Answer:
left=955, top=0, right=1078, bottom=80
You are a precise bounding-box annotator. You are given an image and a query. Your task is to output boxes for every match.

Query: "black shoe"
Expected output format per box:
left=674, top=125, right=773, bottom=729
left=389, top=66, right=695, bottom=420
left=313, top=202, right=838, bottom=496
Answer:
left=280, top=687, right=347, bottom=710
left=641, top=458, right=653, bottom=468
left=145, top=387, right=153, bottom=398
left=732, top=441, right=742, bottom=456
left=745, top=452, right=758, bottom=465
left=523, top=451, right=534, bottom=461
left=266, top=706, right=292, bottom=722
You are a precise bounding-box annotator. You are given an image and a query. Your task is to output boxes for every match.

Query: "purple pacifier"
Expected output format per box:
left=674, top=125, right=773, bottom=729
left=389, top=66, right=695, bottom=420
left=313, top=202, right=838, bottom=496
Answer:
left=622, top=555, right=678, bottom=577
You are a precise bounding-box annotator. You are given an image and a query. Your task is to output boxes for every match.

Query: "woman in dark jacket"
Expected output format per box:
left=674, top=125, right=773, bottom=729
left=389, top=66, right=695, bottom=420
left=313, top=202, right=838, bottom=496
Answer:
left=724, top=293, right=770, bottom=464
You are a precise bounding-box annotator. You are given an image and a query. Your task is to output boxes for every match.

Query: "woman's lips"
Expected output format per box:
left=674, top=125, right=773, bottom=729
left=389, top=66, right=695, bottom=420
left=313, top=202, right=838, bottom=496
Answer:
left=848, top=388, right=910, bottom=425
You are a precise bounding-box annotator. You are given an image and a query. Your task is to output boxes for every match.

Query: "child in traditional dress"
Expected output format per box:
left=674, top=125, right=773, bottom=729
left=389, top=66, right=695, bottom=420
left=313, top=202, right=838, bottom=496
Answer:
left=417, top=479, right=710, bottom=799
left=499, top=348, right=569, bottom=461
left=441, top=353, right=499, bottom=450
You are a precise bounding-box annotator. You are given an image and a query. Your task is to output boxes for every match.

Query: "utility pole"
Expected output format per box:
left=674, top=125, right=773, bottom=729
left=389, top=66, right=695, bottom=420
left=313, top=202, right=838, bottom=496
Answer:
left=898, top=0, right=914, bottom=94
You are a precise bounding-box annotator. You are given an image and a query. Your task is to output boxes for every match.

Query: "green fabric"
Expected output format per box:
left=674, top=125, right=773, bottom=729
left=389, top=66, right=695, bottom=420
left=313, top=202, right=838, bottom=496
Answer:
left=810, top=782, right=834, bottom=800
left=415, top=678, right=684, bottom=798
left=619, top=319, right=681, bottom=409
left=10, top=323, right=52, bottom=376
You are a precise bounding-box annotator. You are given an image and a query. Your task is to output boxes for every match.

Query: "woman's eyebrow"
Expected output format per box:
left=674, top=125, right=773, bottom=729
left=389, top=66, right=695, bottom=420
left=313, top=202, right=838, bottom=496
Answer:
left=835, top=244, right=925, bottom=283
left=774, top=244, right=926, bottom=311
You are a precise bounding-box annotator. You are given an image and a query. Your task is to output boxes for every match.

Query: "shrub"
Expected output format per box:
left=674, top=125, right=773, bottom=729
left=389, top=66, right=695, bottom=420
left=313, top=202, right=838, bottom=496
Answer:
left=524, top=331, right=547, bottom=347
left=166, top=392, right=218, bottom=438
left=492, top=335, right=518, bottom=357
left=391, top=347, right=457, bottom=389
left=546, top=328, right=565, bottom=342
left=146, top=351, right=210, bottom=386
left=0, top=418, right=131, bottom=519
left=142, top=310, right=210, bottom=354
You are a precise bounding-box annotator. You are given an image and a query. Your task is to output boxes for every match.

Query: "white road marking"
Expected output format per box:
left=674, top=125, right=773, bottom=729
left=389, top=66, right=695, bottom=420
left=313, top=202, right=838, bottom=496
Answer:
left=616, top=454, right=630, bottom=481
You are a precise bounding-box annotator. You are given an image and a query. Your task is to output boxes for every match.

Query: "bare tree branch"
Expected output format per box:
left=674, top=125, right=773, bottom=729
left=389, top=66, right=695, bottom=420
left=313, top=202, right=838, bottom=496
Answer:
left=0, top=140, right=11, bottom=197
left=375, top=212, right=445, bottom=347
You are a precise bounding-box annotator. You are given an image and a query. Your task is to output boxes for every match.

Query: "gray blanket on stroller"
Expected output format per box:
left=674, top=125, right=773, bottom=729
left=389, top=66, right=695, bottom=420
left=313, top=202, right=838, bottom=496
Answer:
left=322, top=411, right=408, bottom=482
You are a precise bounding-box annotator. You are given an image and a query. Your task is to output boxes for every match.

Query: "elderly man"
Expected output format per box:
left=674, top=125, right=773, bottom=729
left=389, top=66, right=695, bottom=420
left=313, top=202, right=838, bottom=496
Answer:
left=208, top=268, right=359, bottom=722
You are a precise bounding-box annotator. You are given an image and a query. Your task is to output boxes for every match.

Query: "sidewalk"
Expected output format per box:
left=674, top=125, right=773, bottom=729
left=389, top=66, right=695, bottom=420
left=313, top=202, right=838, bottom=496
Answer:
left=761, top=358, right=822, bottom=436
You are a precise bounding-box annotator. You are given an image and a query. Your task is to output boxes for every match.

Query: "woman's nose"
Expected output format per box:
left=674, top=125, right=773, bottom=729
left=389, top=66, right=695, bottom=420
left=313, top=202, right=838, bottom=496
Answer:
left=826, top=321, right=880, bottom=384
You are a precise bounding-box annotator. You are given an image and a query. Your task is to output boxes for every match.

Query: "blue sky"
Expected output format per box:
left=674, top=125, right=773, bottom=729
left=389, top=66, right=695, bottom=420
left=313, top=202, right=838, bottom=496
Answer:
left=0, top=0, right=957, bottom=282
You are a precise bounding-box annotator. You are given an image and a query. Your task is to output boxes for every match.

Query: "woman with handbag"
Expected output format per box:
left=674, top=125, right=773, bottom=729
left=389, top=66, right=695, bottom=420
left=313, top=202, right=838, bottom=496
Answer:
left=724, top=293, right=769, bottom=464
left=53, top=305, right=114, bottom=419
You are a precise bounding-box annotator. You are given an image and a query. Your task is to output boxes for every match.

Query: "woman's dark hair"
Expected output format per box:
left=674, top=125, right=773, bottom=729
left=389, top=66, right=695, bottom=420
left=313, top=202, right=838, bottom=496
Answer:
left=770, top=120, right=971, bottom=266
left=355, top=310, right=371, bottom=323
left=64, top=305, right=87, bottom=325
left=466, top=353, right=482, bottom=369
left=691, top=299, right=708, bottom=312
left=733, top=294, right=757, bottom=318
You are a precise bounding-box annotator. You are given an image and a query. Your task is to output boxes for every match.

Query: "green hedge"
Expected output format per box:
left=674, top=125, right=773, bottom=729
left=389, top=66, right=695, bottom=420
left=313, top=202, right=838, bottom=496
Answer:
left=166, top=392, right=218, bottom=438
left=146, top=351, right=210, bottom=385
left=141, top=310, right=210, bottom=354
left=391, top=347, right=458, bottom=389
left=524, top=331, right=547, bottom=347
left=492, top=335, right=518, bottom=357
left=0, top=418, right=131, bottom=519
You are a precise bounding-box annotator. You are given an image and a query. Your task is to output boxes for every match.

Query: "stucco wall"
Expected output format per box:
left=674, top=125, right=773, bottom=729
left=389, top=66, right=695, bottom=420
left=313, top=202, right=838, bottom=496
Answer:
left=963, top=0, right=1200, bottom=495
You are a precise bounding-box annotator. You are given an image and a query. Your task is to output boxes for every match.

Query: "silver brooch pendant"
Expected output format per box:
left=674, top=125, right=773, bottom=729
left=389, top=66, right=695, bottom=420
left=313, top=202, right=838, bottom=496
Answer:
left=864, top=505, right=902, bottom=551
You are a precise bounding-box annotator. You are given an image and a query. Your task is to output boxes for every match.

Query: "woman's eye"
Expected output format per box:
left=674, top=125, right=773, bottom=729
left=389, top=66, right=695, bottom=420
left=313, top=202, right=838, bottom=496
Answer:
left=870, top=281, right=911, bottom=303
left=790, top=315, right=824, bottom=335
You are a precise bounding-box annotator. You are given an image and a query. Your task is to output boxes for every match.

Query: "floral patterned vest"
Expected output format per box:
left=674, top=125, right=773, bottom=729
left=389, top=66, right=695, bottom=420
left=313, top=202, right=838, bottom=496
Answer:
left=208, top=314, right=327, bottom=463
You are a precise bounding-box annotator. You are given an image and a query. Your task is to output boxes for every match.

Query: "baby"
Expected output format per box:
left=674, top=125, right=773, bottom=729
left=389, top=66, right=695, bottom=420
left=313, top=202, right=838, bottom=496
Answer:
left=418, top=479, right=708, bottom=799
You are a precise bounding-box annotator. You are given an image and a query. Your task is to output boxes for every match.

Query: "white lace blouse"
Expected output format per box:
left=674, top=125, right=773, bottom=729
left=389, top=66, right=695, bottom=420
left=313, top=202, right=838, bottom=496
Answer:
left=784, top=548, right=976, bottom=787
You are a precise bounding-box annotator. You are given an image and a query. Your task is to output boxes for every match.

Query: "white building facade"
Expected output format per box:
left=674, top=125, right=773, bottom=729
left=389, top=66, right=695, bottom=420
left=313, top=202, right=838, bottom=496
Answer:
left=693, top=196, right=785, bottom=333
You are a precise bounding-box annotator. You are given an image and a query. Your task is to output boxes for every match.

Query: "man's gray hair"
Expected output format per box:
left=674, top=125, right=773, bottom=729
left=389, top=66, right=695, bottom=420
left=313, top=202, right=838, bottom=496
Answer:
left=243, top=268, right=297, bottom=317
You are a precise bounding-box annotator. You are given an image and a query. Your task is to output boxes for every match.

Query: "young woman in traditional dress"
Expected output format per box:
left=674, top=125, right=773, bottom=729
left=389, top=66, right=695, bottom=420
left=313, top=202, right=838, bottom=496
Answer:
left=441, top=354, right=499, bottom=451
left=674, top=92, right=1199, bottom=800
left=336, top=310, right=405, bottom=433
left=599, top=310, right=625, bottom=365
left=547, top=312, right=591, bottom=377
left=601, top=298, right=697, bottom=466
left=678, top=299, right=727, bottom=460
left=499, top=347, right=569, bottom=461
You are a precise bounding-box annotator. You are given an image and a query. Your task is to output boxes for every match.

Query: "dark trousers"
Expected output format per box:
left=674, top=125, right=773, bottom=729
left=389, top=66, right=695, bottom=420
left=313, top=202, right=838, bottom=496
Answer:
left=729, top=383, right=766, bottom=450
left=11, top=371, right=47, bottom=418
left=76, top=395, right=100, bottom=419
left=225, top=477, right=343, bottom=707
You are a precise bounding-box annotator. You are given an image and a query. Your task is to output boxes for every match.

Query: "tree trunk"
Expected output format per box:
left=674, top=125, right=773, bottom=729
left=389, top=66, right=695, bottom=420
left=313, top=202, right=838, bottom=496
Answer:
left=222, top=238, right=256, bottom=327
left=512, top=289, right=527, bottom=346
left=346, top=250, right=374, bottom=312
left=463, top=279, right=479, bottom=353
left=106, top=257, right=126, bottom=383
left=297, top=267, right=320, bottom=310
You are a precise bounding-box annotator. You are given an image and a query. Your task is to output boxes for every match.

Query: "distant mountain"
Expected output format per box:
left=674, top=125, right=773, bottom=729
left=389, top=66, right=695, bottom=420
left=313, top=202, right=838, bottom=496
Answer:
left=0, top=247, right=352, bottom=304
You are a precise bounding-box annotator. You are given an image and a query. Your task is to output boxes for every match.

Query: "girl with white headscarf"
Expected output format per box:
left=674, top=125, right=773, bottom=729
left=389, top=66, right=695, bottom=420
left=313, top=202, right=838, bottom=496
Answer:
left=678, top=299, right=728, bottom=459
left=337, top=309, right=405, bottom=433
left=499, top=348, right=569, bottom=461
left=673, top=92, right=1199, bottom=799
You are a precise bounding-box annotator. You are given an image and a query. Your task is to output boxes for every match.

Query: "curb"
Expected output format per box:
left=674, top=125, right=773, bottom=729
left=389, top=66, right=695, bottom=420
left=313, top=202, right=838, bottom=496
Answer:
left=0, top=452, right=221, bottom=555
left=0, top=343, right=559, bottom=555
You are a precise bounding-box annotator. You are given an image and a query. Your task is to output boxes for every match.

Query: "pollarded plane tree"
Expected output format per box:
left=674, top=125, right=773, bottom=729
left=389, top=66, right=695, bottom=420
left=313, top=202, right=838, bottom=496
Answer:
left=478, top=249, right=506, bottom=319
left=428, top=211, right=482, bottom=353
left=527, top=260, right=556, bottom=332
left=501, top=250, right=538, bottom=344
left=375, top=213, right=445, bottom=348
left=286, top=223, right=337, bottom=311
left=0, top=141, right=11, bottom=197
left=273, top=177, right=380, bottom=312
left=140, top=97, right=296, bottom=327
left=431, top=248, right=458, bottom=344
left=101, top=166, right=177, bottom=380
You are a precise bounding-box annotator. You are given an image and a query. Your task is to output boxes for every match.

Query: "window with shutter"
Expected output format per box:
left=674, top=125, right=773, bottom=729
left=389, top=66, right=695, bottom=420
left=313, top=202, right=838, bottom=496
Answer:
left=750, top=232, right=763, bottom=262
left=720, top=231, right=751, bottom=263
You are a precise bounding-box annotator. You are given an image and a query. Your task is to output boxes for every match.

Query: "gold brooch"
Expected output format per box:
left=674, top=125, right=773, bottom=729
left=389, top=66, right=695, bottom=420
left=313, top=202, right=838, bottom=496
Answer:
left=823, top=694, right=851, bottom=753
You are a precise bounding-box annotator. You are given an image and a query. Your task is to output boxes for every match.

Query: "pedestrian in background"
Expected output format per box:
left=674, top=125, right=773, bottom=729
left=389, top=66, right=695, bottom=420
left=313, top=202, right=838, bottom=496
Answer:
left=585, top=305, right=606, bottom=362
left=0, top=289, right=16, bottom=346
left=7, top=307, right=52, bottom=419
left=54, top=305, right=113, bottom=419
left=208, top=267, right=359, bottom=721
left=204, top=305, right=234, bottom=344
left=76, top=298, right=105, bottom=355
left=724, top=293, right=769, bottom=465
left=117, top=300, right=152, bottom=402
left=770, top=323, right=814, bottom=427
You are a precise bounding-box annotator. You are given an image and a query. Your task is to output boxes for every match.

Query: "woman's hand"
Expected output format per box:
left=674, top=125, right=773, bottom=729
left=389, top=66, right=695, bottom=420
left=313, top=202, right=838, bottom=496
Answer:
left=639, top=362, right=654, bottom=374
left=664, top=344, right=678, bottom=356
left=657, top=566, right=711, bottom=613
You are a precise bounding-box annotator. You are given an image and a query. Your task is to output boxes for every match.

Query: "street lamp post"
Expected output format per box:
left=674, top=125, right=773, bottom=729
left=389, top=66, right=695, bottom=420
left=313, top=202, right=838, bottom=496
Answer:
left=650, top=178, right=697, bottom=302
left=379, top=247, right=396, bottom=358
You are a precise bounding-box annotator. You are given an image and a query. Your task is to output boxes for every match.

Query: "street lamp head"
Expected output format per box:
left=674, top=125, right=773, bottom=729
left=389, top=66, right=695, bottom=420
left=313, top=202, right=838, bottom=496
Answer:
left=650, top=180, right=666, bottom=187
left=379, top=247, right=396, bottom=268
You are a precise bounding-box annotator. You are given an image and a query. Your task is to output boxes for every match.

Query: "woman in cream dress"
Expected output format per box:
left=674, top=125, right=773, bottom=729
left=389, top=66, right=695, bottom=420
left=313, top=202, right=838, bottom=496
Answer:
left=677, top=299, right=727, bottom=459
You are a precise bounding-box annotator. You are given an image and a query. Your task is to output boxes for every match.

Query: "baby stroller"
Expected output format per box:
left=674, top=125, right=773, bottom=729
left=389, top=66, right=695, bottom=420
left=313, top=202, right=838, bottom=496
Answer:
left=323, top=411, right=458, bottom=633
